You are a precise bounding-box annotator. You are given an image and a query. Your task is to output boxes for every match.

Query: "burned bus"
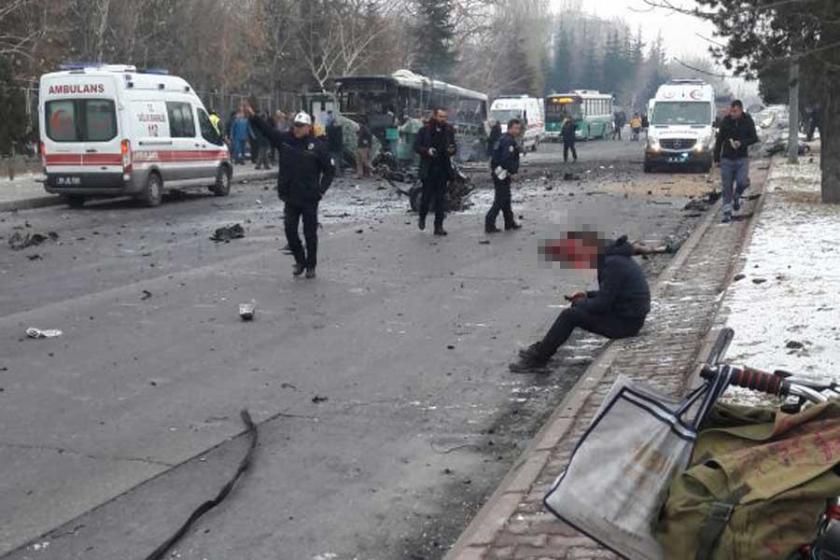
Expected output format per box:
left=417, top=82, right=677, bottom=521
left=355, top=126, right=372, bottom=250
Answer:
left=333, top=69, right=489, bottom=164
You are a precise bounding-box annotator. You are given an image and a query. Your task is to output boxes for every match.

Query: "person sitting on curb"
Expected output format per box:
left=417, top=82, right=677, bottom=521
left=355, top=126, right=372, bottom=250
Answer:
left=510, top=232, right=651, bottom=373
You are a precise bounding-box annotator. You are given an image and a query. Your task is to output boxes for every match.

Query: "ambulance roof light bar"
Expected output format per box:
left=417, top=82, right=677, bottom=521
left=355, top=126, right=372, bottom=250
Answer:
left=58, top=63, right=138, bottom=73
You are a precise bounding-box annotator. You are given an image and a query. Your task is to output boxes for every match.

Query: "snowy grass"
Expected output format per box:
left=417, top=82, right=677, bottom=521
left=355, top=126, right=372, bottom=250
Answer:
left=721, top=155, right=840, bottom=402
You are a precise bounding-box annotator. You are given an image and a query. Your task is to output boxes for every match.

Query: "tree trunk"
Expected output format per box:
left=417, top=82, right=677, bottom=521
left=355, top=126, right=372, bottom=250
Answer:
left=821, top=87, right=840, bottom=203
left=787, top=60, right=799, bottom=164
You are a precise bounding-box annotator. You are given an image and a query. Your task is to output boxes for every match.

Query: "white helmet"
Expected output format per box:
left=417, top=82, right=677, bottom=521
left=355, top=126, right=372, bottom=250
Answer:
left=293, top=112, right=313, bottom=126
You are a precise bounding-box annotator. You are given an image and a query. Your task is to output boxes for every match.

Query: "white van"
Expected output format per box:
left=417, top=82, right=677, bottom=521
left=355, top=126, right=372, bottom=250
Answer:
left=39, top=64, right=231, bottom=207
left=489, top=96, right=545, bottom=151
left=644, top=79, right=716, bottom=173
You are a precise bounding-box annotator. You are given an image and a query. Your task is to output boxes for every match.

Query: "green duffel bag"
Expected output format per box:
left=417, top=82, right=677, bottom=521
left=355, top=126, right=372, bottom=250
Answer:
left=656, top=399, right=840, bottom=560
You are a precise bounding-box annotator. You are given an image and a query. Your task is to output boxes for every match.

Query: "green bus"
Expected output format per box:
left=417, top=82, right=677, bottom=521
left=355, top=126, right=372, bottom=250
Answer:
left=545, top=91, right=614, bottom=141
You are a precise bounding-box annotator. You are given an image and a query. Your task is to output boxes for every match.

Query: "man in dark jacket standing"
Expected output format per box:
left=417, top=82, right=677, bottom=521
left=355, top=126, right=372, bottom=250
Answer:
left=561, top=116, right=577, bottom=162
left=714, top=100, right=758, bottom=223
left=486, top=118, right=523, bottom=233
left=245, top=104, right=335, bottom=279
left=414, top=108, right=458, bottom=236
left=510, top=233, right=651, bottom=373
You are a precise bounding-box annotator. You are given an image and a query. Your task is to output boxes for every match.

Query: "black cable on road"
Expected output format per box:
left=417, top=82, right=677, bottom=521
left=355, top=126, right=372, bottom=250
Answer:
left=144, top=409, right=258, bottom=560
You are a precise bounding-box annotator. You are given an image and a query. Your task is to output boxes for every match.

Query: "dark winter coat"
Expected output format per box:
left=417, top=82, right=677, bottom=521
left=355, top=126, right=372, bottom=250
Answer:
left=561, top=120, right=577, bottom=144
left=714, top=113, right=759, bottom=162
left=491, top=132, right=520, bottom=176
left=487, top=122, right=502, bottom=155
left=326, top=123, right=344, bottom=152
left=576, top=236, right=651, bottom=320
left=249, top=116, right=335, bottom=205
left=356, top=125, right=373, bottom=149
left=413, top=121, right=457, bottom=180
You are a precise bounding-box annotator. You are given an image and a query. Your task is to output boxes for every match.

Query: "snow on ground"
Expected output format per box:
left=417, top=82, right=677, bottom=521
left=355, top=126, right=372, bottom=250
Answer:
left=721, top=154, right=840, bottom=399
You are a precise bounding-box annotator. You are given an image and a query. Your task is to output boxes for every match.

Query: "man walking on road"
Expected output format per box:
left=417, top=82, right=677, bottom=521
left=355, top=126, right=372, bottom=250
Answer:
left=485, top=118, right=523, bottom=233
left=714, top=100, right=758, bottom=223
left=245, top=104, right=335, bottom=279
left=561, top=116, right=577, bottom=163
left=414, top=108, right=457, bottom=236
left=355, top=121, right=373, bottom=179
left=510, top=233, right=651, bottom=373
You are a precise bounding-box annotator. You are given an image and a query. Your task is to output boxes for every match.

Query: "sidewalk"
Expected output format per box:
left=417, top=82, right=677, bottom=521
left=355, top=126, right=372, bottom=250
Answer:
left=0, top=167, right=276, bottom=212
left=447, top=160, right=773, bottom=560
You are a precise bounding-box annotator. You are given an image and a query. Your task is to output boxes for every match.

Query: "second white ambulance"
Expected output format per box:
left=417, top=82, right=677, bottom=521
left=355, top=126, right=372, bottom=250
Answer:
left=644, top=79, right=716, bottom=173
left=39, top=64, right=231, bottom=207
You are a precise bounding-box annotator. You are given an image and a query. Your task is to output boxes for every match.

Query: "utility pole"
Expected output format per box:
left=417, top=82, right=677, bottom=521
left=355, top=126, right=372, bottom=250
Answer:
left=787, top=59, right=800, bottom=164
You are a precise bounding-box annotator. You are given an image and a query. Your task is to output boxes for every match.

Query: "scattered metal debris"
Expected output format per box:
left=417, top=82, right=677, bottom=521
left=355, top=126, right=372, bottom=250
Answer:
left=239, top=303, right=256, bottom=321
left=210, top=224, right=245, bottom=243
left=143, top=410, right=257, bottom=560
left=8, top=231, right=58, bottom=251
left=26, top=328, right=63, bottom=339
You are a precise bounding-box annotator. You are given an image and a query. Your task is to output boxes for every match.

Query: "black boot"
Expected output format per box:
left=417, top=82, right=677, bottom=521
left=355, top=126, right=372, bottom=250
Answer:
left=510, top=343, right=550, bottom=373
left=505, top=222, right=522, bottom=231
left=418, top=215, right=426, bottom=231
left=305, top=267, right=316, bottom=279
left=434, top=227, right=448, bottom=236
left=293, top=263, right=305, bottom=277
left=485, top=225, right=501, bottom=234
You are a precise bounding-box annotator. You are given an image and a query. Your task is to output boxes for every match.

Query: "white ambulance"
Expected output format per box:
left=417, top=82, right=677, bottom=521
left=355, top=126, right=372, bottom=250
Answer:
left=39, top=64, right=231, bottom=207
left=644, top=79, right=716, bottom=173
left=489, top=95, right=545, bottom=152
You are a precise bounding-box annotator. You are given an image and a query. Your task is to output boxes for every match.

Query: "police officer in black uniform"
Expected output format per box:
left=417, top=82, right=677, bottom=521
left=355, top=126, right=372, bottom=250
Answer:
left=413, top=108, right=457, bottom=236
left=245, top=104, right=335, bottom=279
left=486, top=118, right=523, bottom=233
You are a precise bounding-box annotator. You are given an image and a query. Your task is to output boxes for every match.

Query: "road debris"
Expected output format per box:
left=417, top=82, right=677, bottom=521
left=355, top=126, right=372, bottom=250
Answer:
left=26, top=328, right=63, bottom=339
left=141, top=290, right=153, bottom=300
left=239, top=303, right=256, bottom=321
left=8, top=231, right=58, bottom=251
left=312, top=395, right=329, bottom=404
left=210, top=224, right=245, bottom=243
left=144, top=410, right=257, bottom=560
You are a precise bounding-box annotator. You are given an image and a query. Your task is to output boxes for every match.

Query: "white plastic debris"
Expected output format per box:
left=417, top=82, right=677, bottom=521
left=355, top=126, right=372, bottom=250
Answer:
left=26, top=328, right=62, bottom=339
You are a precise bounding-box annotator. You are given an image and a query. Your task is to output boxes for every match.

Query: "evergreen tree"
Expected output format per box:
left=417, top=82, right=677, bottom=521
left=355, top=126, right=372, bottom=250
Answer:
left=412, top=0, right=457, bottom=80
left=580, top=41, right=602, bottom=91
left=602, top=30, right=624, bottom=94
left=0, top=57, right=27, bottom=157
left=547, top=22, right=573, bottom=94
left=497, top=25, right=538, bottom=95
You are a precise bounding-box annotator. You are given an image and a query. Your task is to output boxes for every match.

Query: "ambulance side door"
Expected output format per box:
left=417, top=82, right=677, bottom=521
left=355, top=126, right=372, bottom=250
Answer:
left=165, top=100, right=198, bottom=181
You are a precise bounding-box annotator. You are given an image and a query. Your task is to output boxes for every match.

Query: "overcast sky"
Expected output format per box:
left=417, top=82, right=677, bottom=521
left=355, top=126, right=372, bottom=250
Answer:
left=552, top=0, right=717, bottom=59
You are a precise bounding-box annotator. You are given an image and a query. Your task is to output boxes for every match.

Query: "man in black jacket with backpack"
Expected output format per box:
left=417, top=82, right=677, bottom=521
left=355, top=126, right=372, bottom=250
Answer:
left=244, top=103, right=335, bottom=279
left=510, top=233, right=651, bottom=373
left=485, top=118, right=523, bottom=233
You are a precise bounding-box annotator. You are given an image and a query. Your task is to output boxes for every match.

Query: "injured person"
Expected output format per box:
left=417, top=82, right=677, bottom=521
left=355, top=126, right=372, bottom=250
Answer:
left=510, top=232, right=653, bottom=373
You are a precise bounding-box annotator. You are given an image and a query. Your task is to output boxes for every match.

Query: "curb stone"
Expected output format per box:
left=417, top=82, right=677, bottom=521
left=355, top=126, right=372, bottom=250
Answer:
left=445, top=160, right=772, bottom=559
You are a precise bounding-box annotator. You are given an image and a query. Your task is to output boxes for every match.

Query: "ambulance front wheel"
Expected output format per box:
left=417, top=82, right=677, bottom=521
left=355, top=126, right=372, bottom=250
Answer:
left=139, top=172, right=163, bottom=207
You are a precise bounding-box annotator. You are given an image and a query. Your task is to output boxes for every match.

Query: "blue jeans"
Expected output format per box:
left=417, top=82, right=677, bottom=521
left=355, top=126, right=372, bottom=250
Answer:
left=233, top=139, right=247, bottom=163
left=721, top=158, right=750, bottom=214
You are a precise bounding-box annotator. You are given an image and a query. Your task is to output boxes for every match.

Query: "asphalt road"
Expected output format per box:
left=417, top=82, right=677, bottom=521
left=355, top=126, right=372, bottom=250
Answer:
left=0, top=139, right=706, bottom=559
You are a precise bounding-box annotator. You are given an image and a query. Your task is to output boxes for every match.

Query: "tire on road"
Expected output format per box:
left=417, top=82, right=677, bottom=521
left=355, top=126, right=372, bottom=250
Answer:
left=139, top=171, right=163, bottom=207
left=643, top=161, right=654, bottom=173
left=210, top=165, right=232, bottom=197
left=63, top=195, right=86, bottom=208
